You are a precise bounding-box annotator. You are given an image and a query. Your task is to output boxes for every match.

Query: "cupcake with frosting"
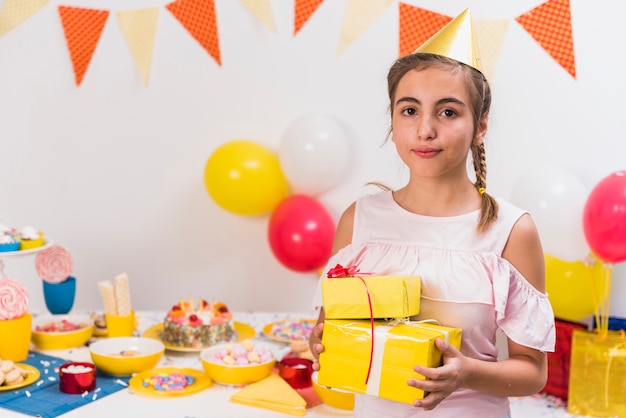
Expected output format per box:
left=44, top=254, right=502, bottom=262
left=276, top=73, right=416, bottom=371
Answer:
left=0, top=277, right=29, bottom=320
left=0, top=234, right=19, bottom=252
left=18, top=225, right=45, bottom=250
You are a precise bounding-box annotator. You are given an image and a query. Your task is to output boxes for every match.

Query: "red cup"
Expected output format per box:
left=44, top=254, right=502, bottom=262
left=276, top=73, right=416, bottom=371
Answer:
left=278, top=357, right=313, bottom=389
left=59, top=362, right=97, bottom=394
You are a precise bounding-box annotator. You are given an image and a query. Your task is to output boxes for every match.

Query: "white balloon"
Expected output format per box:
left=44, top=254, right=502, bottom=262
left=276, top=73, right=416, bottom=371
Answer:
left=510, top=165, right=590, bottom=262
left=279, top=114, right=350, bottom=196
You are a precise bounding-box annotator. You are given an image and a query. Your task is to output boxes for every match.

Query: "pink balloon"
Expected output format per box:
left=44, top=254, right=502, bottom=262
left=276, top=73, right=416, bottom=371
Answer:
left=583, top=171, right=626, bottom=263
left=268, top=195, right=335, bottom=273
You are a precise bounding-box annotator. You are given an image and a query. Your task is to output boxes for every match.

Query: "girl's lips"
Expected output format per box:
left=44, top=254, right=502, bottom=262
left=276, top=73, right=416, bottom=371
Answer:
left=414, top=148, right=441, bottom=158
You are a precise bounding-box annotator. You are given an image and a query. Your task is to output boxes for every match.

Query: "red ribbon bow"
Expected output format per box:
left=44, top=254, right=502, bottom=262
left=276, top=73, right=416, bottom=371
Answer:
left=326, top=264, right=376, bottom=385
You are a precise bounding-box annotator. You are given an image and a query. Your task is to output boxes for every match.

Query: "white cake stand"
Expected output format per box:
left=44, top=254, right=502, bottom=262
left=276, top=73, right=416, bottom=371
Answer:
left=0, top=240, right=53, bottom=277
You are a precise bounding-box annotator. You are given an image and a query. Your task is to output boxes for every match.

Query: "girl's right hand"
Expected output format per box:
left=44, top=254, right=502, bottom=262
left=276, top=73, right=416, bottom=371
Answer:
left=310, top=322, right=325, bottom=371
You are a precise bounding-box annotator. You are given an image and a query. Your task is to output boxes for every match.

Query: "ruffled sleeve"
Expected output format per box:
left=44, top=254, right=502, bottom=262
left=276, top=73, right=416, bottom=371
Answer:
left=493, top=258, right=556, bottom=352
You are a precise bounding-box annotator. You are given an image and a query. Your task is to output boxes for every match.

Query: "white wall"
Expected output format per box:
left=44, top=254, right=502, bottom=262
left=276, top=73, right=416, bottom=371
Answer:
left=2, top=0, right=626, bottom=317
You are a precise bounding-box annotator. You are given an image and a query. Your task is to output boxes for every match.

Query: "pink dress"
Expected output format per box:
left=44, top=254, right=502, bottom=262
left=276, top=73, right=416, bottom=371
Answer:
left=312, top=190, right=556, bottom=418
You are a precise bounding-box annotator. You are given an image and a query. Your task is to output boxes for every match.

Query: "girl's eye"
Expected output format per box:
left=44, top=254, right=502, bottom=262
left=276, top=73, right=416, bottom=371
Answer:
left=402, top=108, right=416, bottom=116
left=441, top=109, right=456, bottom=117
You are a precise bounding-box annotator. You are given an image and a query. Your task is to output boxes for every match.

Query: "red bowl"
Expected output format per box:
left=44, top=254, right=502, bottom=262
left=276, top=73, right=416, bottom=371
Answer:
left=59, top=362, right=96, bottom=394
left=278, top=357, right=313, bottom=389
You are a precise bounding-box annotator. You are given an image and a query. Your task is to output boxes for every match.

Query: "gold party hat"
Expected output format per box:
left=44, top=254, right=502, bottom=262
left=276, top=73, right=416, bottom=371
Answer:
left=413, top=8, right=482, bottom=72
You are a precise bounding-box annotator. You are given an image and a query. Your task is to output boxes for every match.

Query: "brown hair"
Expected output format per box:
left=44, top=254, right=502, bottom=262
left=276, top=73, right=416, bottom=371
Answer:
left=386, top=53, right=498, bottom=232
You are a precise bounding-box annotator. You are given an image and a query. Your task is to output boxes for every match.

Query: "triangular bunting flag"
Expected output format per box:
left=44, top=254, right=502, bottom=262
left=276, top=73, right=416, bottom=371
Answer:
left=239, top=0, right=274, bottom=32
left=166, top=0, right=221, bottom=65
left=116, top=8, right=159, bottom=85
left=337, top=0, right=393, bottom=55
left=398, top=4, right=451, bottom=57
left=58, top=6, right=109, bottom=86
left=474, top=19, right=509, bottom=80
left=0, top=0, right=49, bottom=37
left=294, top=0, right=323, bottom=35
left=515, top=0, right=576, bottom=78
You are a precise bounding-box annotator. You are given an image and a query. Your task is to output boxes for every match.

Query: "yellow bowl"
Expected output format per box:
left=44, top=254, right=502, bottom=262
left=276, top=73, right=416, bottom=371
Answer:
left=31, top=314, right=94, bottom=350
left=312, top=371, right=355, bottom=411
left=89, top=337, right=164, bottom=376
left=200, top=343, right=276, bottom=385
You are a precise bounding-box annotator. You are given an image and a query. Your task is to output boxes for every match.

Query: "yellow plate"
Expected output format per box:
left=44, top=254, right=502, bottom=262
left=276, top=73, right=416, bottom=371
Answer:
left=128, top=367, right=211, bottom=397
left=262, top=319, right=317, bottom=343
left=142, top=321, right=255, bottom=352
left=0, top=364, right=41, bottom=392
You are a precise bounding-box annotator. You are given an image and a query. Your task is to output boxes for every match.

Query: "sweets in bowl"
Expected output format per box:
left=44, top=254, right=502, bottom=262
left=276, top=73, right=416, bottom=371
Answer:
left=31, top=314, right=94, bottom=350
left=89, top=337, right=164, bottom=376
left=200, top=340, right=275, bottom=385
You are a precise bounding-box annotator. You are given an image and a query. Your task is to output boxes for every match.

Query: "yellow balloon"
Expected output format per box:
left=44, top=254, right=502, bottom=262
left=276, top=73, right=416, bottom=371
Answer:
left=544, top=253, right=610, bottom=322
left=204, top=140, right=289, bottom=216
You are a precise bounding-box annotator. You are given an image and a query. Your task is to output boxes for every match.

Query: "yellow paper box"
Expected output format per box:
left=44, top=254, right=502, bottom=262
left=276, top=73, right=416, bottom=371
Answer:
left=568, top=329, right=626, bottom=417
left=322, top=276, right=421, bottom=319
left=318, top=319, right=462, bottom=404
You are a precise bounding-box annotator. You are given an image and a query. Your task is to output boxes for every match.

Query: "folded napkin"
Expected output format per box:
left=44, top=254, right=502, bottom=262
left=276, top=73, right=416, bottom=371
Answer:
left=230, top=373, right=307, bottom=416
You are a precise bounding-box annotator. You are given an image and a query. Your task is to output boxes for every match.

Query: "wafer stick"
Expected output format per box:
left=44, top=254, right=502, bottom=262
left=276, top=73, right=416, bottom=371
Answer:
left=114, top=272, right=132, bottom=316
left=98, top=280, right=117, bottom=315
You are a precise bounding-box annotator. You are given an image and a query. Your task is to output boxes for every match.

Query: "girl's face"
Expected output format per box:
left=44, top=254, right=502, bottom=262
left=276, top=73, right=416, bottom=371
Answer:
left=391, top=66, right=486, bottom=181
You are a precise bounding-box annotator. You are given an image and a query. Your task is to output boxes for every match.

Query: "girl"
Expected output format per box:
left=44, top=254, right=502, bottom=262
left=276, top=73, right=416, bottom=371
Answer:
left=309, top=51, right=555, bottom=418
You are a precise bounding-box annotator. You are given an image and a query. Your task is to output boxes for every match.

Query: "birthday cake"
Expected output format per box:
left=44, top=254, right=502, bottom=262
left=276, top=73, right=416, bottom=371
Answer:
left=161, top=299, right=235, bottom=348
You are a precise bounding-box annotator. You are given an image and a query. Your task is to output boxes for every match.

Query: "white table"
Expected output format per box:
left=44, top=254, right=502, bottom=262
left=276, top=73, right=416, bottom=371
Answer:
left=0, top=311, right=578, bottom=418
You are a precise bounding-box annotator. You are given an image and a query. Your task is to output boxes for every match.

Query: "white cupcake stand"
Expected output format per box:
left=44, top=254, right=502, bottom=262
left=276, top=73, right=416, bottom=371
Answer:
left=0, top=240, right=52, bottom=277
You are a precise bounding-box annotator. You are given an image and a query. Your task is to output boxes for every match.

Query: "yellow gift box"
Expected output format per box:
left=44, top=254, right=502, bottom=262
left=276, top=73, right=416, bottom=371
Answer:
left=318, top=319, right=462, bottom=404
left=322, top=276, right=421, bottom=319
left=567, top=329, right=626, bottom=417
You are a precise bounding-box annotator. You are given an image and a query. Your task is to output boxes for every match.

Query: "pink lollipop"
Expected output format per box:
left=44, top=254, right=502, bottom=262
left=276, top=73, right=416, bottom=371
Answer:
left=0, top=277, right=29, bottom=320
left=35, top=244, right=74, bottom=284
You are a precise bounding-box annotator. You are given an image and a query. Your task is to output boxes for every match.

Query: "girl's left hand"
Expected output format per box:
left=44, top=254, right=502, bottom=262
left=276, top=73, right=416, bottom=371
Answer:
left=407, top=338, right=467, bottom=411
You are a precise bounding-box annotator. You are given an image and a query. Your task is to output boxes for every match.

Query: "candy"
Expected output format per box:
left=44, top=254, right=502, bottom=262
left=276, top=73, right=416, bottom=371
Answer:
left=97, top=280, right=117, bottom=315
left=142, top=372, right=195, bottom=391
left=0, top=277, right=29, bottom=320
left=208, top=342, right=274, bottom=366
left=113, top=273, right=132, bottom=316
left=34, top=244, right=73, bottom=284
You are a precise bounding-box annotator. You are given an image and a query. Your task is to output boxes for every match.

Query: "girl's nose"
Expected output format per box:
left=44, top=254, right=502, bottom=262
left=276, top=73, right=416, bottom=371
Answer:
left=417, top=116, right=436, bottom=140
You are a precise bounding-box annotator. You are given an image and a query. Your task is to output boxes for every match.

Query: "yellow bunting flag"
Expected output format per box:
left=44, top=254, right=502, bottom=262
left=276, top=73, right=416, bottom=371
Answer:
left=116, top=7, right=159, bottom=86
left=58, top=6, right=110, bottom=86
left=337, top=0, right=393, bottom=55
left=474, top=19, right=509, bottom=80
left=398, top=4, right=451, bottom=58
left=239, top=0, right=274, bottom=32
left=516, top=0, right=576, bottom=78
left=294, top=0, right=323, bottom=35
left=166, top=0, right=221, bottom=66
left=0, top=0, right=49, bottom=37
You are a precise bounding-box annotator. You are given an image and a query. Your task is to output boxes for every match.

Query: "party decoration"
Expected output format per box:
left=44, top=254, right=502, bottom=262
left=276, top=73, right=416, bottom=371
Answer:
left=278, top=114, right=350, bottom=196
left=337, top=0, right=393, bottom=55
left=294, top=0, right=323, bottom=35
left=398, top=4, right=450, bottom=58
left=166, top=0, right=221, bottom=65
left=238, top=0, right=274, bottom=32
left=0, top=276, right=29, bottom=320
left=0, top=0, right=49, bottom=37
left=35, top=244, right=74, bottom=284
left=204, top=140, right=289, bottom=216
left=268, top=195, right=335, bottom=272
left=116, top=7, right=159, bottom=86
left=58, top=6, right=110, bottom=86
left=474, top=18, right=509, bottom=80
left=511, top=165, right=589, bottom=262
left=413, top=8, right=481, bottom=72
left=515, top=0, right=576, bottom=78
left=544, top=254, right=609, bottom=322
left=583, top=171, right=626, bottom=263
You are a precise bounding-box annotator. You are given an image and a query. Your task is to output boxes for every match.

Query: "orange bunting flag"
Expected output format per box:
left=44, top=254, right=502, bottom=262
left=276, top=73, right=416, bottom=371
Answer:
left=58, top=6, right=110, bottom=86
left=294, top=0, right=323, bottom=35
left=166, top=0, right=221, bottom=65
left=239, top=0, right=274, bottom=32
left=515, top=0, right=576, bottom=78
left=0, top=0, right=49, bottom=37
left=116, top=7, right=159, bottom=86
left=398, top=3, right=451, bottom=57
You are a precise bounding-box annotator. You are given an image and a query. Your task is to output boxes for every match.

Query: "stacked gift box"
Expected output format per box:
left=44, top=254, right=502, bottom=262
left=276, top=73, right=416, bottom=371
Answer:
left=317, top=269, right=462, bottom=404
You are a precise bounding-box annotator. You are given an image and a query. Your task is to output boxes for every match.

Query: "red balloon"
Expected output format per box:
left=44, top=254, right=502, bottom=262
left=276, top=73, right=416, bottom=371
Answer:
left=268, top=195, right=336, bottom=273
left=583, top=171, right=626, bottom=263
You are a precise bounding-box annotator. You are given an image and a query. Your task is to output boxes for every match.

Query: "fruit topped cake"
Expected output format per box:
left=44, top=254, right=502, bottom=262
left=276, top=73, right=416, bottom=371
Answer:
left=161, top=298, right=235, bottom=348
